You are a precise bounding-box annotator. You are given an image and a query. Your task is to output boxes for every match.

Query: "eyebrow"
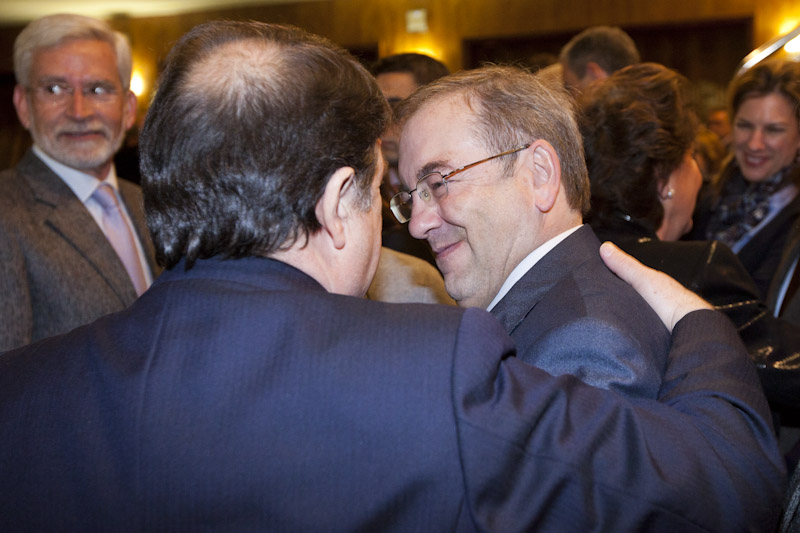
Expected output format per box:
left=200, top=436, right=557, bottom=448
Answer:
left=416, top=160, right=450, bottom=181
left=736, top=118, right=791, bottom=127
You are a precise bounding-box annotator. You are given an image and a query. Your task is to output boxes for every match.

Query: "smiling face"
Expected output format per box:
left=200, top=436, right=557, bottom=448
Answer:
left=13, top=38, right=136, bottom=179
left=399, top=96, right=540, bottom=308
left=732, top=92, right=800, bottom=184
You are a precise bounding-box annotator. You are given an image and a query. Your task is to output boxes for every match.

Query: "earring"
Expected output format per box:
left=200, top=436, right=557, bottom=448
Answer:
left=665, top=188, right=674, bottom=199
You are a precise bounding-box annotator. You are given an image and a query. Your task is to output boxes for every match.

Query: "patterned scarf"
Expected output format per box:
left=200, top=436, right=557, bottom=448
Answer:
left=706, top=162, right=796, bottom=248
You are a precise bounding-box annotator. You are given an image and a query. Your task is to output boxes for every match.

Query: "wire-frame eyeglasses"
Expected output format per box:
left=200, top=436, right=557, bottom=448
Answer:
left=389, top=144, right=531, bottom=224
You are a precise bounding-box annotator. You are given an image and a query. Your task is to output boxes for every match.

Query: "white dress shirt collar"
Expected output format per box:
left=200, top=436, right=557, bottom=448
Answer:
left=33, top=144, right=120, bottom=200
left=486, top=224, right=582, bottom=311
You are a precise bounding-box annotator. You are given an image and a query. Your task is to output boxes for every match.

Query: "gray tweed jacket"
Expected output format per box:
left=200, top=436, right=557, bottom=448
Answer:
left=0, top=150, right=158, bottom=351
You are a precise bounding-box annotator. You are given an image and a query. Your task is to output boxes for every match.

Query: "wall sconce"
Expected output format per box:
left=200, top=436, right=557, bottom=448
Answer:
left=405, top=9, right=428, bottom=33
left=130, top=70, right=145, bottom=97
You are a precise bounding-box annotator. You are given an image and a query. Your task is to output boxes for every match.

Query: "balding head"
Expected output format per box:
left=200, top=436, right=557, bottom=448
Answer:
left=140, top=21, right=390, bottom=269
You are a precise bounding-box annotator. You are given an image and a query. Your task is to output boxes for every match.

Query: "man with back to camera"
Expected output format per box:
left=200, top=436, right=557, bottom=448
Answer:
left=393, top=66, right=671, bottom=399
left=0, top=14, right=158, bottom=351
left=0, top=20, right=785, bottom=531
left=559, top=25, right=640, bottom=92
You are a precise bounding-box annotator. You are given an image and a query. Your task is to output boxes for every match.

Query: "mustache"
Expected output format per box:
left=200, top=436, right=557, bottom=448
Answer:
left=55, top=124, right=112, bottom=139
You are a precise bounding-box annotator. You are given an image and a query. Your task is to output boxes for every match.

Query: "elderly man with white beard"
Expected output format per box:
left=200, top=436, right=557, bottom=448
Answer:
left=0, top=14, right=158, bottom=351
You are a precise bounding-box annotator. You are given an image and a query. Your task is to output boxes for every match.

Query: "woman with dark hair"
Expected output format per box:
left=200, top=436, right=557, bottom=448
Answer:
left=579, top=62, right=800, bottom=426
left=581, top=62, right=700, bottom=242
left=691, top=60, right=800, bottom=297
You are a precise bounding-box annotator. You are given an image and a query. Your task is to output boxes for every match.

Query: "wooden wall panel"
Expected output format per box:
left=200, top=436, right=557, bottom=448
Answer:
left=3, top=0, right=800, bottom=129
left=454, top=0, right=753, bottom=38
left=0, top=0, right=766, bottom=76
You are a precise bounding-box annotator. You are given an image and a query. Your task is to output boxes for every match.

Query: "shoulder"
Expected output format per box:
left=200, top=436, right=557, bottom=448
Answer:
left=0, top=169, right=36, bottom=229
left=512, top=243, right=669, bottom=396
left=0, top=166, right=32, bottom=204
left=368, top=247, right=454, bottom=305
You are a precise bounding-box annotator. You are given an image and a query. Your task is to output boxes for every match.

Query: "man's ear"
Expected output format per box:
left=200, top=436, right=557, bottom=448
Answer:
left=314, top=166, right=356, bottom=250
left=13, top=85, right=31, bottom=130
left=525, top=140, right=562, bottom=213
left=584, top=61, right=609, bottom=83
left=123, top=90, right=137, bottom=132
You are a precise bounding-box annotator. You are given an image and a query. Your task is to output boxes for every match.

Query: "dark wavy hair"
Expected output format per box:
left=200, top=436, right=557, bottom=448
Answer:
left=140, top=21, right=390, bottom=269
left=578, top=62, right=697, bottom=232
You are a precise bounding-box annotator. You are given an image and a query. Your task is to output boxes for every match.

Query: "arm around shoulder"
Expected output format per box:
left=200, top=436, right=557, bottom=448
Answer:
left=452, top=307, right=785, bottom=531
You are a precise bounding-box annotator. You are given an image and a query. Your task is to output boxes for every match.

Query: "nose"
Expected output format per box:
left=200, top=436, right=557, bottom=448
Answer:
left=408, top=195, right=442, bottom=240
left=747, top=128, right=765, bottom=151
left=65, top=90, right=93, bottom=120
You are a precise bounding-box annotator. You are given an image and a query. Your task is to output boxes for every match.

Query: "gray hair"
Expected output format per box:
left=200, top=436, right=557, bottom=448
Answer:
left=396, top=65, right=591, bottom=214
left=14, top=13, right=132, bottom=90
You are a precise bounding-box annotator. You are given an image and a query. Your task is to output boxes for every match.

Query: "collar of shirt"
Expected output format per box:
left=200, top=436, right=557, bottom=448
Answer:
left=486, top=224, right=583, bottom=311
left=730, top=183, right=799, bottom=253
left=33, top=144, right=120, bottom=202
left=32, top=145, right=153, bottom=286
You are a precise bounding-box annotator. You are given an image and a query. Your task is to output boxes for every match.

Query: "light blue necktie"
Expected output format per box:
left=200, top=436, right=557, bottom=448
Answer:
left=92, top=183, right=148, bottom=296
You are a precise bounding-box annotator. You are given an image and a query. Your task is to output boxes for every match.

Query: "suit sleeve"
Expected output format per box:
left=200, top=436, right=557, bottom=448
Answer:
left=453, top=308, right=786, bottom=532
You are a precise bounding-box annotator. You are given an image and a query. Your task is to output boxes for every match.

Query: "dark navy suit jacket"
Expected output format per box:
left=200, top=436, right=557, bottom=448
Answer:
left=0, top=256, right=786, bottom=531
left=491, top=225, right=670, bottom=398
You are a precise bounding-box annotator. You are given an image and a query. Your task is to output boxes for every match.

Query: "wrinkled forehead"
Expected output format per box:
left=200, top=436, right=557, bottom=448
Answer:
left=29, top=38, right=120, bottom=82
left=400, top=92, right=481, bottom=144
left=398, top=95, right=484, bottom=185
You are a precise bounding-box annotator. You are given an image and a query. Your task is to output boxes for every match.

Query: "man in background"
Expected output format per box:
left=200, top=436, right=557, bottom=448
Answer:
left=372, top=53, right=450, bottom=266
left=372, top=52, right=449, bottom=189
left=707, top=105, right=732, bottom=148
left=372, top=52, right=450, bottom=107
left=367, top=53, right=453, bottom=300
left=559, top=25, right=640, bottom=92
left=0, top=20, right=784, bottom=531
left=0, top=14, right=157, bottom=351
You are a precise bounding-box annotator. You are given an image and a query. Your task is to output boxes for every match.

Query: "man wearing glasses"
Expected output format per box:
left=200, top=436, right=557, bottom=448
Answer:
left=393, top=66, right=669, bottom=398
left=0, top=14, right=157, bottom=351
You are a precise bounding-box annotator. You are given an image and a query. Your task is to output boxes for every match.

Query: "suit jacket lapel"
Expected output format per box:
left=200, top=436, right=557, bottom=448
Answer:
left=490, top=225, right=595, bottom=335
left=118, top=179, right=160, bottom=277
left=19, top=151, right=137, bottom=304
